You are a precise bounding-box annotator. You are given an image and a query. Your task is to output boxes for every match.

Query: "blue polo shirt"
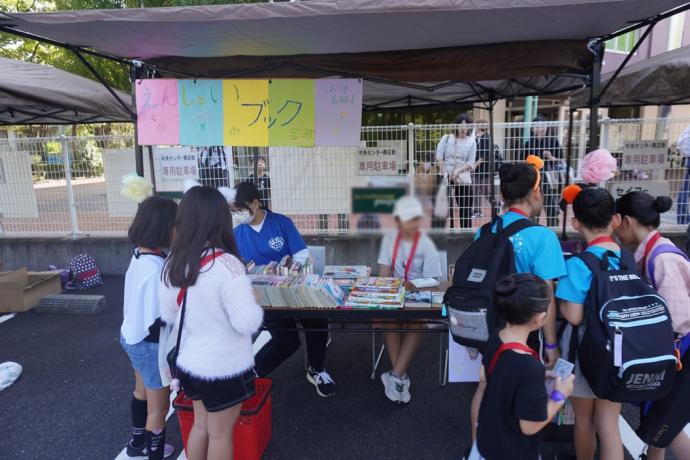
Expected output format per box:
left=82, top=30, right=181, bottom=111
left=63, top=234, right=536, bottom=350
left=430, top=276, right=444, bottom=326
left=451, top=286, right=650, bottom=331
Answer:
left=474, top=211, right=566, bottom=281
left=234, top=210, right=307, bottom=265
left=556, top=246, right=621, bottom=304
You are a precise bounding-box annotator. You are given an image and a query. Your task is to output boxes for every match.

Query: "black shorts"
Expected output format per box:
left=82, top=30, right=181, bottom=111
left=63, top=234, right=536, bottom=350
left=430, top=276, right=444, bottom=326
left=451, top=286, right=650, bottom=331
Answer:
left=178, top=368, right=256, bottom=413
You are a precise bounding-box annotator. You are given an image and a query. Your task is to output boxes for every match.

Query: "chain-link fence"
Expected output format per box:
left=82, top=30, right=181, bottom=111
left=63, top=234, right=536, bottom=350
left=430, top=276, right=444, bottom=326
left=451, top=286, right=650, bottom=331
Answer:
left=1, top=117, right=689, bottom=237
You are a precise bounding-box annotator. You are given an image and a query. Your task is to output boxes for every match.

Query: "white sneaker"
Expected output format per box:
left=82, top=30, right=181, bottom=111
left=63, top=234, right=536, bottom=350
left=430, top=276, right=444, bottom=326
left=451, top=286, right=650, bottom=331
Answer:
left=399, top=375, right=411, bottom=404
left=382, top=371, right=411, bottom=404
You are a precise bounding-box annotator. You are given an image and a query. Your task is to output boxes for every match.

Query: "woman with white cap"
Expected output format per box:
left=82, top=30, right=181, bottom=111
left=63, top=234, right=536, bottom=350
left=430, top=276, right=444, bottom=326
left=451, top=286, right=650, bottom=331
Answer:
left=377, top=196, right=442, bottom=403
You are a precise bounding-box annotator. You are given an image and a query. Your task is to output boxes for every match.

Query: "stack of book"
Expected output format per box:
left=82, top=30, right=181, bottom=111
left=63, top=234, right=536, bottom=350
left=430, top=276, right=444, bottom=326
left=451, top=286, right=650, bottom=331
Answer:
left=343, top=277, right=406, bottom=309
left=322, top=265, right=371, bottom=295
left=246, top=256, right=314, bottom=276
left=250, top=274, right=345, bottom=309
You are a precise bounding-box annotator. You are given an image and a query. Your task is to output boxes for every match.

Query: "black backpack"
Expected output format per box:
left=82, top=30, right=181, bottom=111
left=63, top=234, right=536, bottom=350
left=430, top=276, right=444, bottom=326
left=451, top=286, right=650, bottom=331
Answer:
left=444, top=218, right=536, bottom=351
left=570, top=250, right=677, bottom=402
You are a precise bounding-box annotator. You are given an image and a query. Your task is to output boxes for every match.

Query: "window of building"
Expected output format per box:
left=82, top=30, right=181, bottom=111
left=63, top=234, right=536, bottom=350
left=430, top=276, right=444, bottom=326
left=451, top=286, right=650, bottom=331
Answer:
left=667, top=12, right=685, bottom=51
left=605, top=30, right=639, bottom=54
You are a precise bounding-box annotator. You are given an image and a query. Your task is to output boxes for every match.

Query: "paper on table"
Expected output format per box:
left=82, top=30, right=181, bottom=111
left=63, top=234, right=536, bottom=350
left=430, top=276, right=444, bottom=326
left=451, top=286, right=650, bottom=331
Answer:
left=448, top=336, right=482, bottom=383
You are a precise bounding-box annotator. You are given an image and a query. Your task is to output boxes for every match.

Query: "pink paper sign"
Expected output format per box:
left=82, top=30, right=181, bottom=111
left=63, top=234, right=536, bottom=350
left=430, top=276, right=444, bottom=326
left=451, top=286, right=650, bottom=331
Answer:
left=315, top=79, right=362, bottom=147
left=135, top=79, right=180, bottom=145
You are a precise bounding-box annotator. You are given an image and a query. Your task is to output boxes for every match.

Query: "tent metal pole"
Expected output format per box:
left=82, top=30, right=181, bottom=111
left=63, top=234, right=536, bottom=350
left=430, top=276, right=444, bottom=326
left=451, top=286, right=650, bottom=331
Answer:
left=588, top=41, right=604, bottom=149
left=147, top=145, right=157, bottom=195
left=130, top=63, right=145, bottom=176
left=595, top=2, right=690, bottom=44
left=488, top=96, right=497, bottom=219
left=562, top=108, right=575, bottom=240
left=69, top=47, right=135, bottom=118
left=598, top=22, right=656, bottom=102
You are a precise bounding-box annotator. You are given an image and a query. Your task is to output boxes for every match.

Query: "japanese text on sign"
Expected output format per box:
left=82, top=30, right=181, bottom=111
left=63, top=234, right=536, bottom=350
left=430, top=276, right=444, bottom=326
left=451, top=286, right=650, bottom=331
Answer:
left=159, top=151, right=198, bottom=181
left=357, top=148, right=399, bottom=176
left=136, top=78, right=363, bottom=147
left=621, top=140, right=668, bottom=171
left=609, top=181, right=670, bottom=199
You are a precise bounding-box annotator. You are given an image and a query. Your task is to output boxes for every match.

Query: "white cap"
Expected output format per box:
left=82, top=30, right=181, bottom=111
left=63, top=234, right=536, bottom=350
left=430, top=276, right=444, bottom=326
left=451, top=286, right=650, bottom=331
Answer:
left=393, top=196, right=424, bottom=222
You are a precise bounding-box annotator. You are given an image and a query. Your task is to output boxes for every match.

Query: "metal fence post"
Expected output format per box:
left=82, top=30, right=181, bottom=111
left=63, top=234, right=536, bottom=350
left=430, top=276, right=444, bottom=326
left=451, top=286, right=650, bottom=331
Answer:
left=600, top=118, right=610, bottom=150
left=61, top=135, right=79, bottom=238
left=408, top=122, right=415, bottom=195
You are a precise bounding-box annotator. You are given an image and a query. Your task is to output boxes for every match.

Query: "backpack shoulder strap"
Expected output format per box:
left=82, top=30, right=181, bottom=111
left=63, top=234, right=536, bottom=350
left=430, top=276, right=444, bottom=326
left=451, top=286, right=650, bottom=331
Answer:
left=488, top=342, right=539, bottom=375
left=573, top=251, right=607, bottom=275
left=647, top=244, right=690, bottom=288
left=501, top=218, right=538, bottom=238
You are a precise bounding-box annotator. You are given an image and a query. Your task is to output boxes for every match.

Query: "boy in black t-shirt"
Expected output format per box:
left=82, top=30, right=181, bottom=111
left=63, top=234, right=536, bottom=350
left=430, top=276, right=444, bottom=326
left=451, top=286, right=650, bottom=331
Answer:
left=476, top=274, right=574, bottom=460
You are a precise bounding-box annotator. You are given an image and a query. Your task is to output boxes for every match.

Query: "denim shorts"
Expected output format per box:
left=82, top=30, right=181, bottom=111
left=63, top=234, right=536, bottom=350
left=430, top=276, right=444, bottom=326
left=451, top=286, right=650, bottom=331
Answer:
left=120, top=335, right=164, bottom=390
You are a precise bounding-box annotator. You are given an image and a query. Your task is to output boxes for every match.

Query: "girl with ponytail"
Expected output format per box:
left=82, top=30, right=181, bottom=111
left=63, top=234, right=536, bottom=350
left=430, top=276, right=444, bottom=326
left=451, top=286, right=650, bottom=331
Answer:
left=615, top=191, right=690, bottom=460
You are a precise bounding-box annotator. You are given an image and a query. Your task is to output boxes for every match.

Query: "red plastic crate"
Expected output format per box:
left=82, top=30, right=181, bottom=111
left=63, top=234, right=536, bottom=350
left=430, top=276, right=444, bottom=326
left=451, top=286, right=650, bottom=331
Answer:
left=173, top=378, right=272, bottom=460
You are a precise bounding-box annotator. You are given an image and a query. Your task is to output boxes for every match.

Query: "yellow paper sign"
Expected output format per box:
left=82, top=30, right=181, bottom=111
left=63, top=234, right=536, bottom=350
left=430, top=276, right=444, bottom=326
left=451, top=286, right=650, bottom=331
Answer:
left=223, top=79, right=269, bottom=146
left=268, top=79, right=315, bottom=147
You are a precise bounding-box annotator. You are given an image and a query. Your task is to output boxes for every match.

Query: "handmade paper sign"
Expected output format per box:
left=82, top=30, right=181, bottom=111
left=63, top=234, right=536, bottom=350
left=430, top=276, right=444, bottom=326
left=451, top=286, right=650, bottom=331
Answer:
left=179, top=80, right=223, bottom=146
left=269, top=79, right=315, bottom=147
left=315, top=79, right=363, bottom=147
left=135, top=79, right=180, bottom=145
left=223, top=79, right=269, bottom=147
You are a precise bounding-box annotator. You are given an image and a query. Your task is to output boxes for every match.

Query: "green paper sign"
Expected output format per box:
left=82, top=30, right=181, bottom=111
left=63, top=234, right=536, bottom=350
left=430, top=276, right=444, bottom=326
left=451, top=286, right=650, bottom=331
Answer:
left=352, top=187, right=406, bottom=213
left=268, top=79, right=315, bottom=147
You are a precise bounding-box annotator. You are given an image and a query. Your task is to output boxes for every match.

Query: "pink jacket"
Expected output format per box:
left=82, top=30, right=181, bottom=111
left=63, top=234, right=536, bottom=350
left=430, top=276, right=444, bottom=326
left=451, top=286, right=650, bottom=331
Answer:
left=635, top=230, right=690, bottom=336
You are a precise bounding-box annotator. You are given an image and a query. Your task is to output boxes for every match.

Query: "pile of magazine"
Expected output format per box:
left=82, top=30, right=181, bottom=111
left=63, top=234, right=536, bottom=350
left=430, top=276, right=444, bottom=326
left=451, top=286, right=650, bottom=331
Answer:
left=343, top=277, right=406, bottom=309
left=250, top=274, right=345, bottom=308
left=322, top=265, right=371, bottom=295
left=246, top=256, right=314, bottom=276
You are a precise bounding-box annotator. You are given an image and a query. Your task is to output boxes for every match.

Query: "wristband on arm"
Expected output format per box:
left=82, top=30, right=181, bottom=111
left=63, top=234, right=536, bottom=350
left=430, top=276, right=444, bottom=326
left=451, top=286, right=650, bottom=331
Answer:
left=550, top=390, right=566, bottom=403
left=545, top=342, right=558, bottom=350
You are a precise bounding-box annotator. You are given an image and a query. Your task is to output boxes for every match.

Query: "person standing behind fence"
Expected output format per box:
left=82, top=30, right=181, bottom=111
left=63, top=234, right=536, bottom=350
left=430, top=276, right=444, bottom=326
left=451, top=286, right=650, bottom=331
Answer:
left=120, top=195, right=178, bottom=460
left=160, top=185, right=264, bottom=460
left=249, top=156, right=271, bottom=210
left=523, top=115, right=563, bottom=227
left=436, top=113, right=476, bottom=229
left=473, top=120, right=502, bottom=218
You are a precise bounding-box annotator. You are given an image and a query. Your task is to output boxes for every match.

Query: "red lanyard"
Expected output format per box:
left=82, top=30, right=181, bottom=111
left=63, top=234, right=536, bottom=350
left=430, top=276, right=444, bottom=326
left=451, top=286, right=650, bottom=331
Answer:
left=176, top=250, right=225, bottom=306
left=391, top=232, right=421, bottom=282
left=488, top=342, right=539, bottom=375
left=642, top=231, right=662, bottom=275
left=587, top=236, right=616, bottom=248
left=508, top=207, right=529, bottom=218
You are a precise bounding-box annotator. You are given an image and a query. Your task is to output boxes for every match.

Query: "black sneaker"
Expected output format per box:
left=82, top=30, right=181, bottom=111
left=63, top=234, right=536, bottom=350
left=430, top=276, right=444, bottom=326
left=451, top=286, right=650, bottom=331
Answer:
left=126, top=440, right=175, bottom=459
left=306, top=367, right=336, bottom=397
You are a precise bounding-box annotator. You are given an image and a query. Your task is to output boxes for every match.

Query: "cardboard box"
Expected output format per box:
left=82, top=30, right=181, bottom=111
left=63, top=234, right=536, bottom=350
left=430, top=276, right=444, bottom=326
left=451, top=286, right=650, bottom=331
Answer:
left=0, top=268, right=63, bottom=313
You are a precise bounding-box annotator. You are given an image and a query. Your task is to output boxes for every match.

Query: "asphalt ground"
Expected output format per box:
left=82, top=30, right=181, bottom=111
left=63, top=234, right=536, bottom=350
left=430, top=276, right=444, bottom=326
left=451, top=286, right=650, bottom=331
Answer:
left=0, top=275, right=673, bottom=459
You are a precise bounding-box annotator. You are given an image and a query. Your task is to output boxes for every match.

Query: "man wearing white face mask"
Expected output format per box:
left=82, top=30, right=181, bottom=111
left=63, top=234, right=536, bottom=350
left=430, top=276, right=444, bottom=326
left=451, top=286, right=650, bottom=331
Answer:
left=232, top=182, right=334, bottom=397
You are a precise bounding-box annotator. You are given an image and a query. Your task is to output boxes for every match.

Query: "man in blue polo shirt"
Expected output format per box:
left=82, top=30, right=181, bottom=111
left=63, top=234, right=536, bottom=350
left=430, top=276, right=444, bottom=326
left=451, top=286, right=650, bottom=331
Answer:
left=233, top=182, right=335, bottom=398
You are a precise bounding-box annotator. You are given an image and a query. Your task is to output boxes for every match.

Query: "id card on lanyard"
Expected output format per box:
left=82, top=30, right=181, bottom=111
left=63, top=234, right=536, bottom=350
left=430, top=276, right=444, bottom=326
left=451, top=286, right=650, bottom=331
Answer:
left=391, top=232, right=421, bottom=282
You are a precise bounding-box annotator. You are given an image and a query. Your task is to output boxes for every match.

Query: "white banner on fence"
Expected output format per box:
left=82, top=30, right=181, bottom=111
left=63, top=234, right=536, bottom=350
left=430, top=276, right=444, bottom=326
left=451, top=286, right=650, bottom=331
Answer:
left=356, top=147, right=400, bottom=176
left=621, top=140, right=668, bottom=171
left=609, top=180, right=670, bottom=199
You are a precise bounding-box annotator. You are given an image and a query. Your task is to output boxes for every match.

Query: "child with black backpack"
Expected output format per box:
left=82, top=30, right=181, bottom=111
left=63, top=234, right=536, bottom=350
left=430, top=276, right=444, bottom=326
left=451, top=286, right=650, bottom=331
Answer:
left=474, top=273, right=575, bottom=460
left=466, top=157, right=567, bottom=440
left=615, top=191, right=690, bottom=460
left=557, top=186, right=677, bottom=460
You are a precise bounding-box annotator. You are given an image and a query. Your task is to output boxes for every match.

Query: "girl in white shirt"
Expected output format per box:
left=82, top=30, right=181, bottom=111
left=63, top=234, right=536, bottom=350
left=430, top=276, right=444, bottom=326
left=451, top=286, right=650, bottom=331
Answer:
left=160, top=185, right=263, bottom=460
left=378, top=196, right=442, bottom=404
left=120, top=196, right=177, bottom=460
left=436, top=113, right=477, bottom=230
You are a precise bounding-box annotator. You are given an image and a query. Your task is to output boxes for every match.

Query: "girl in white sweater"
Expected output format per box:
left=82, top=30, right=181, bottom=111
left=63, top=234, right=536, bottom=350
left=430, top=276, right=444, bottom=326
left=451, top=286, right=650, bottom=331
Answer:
left=160, top=185, right=263, bottom=460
